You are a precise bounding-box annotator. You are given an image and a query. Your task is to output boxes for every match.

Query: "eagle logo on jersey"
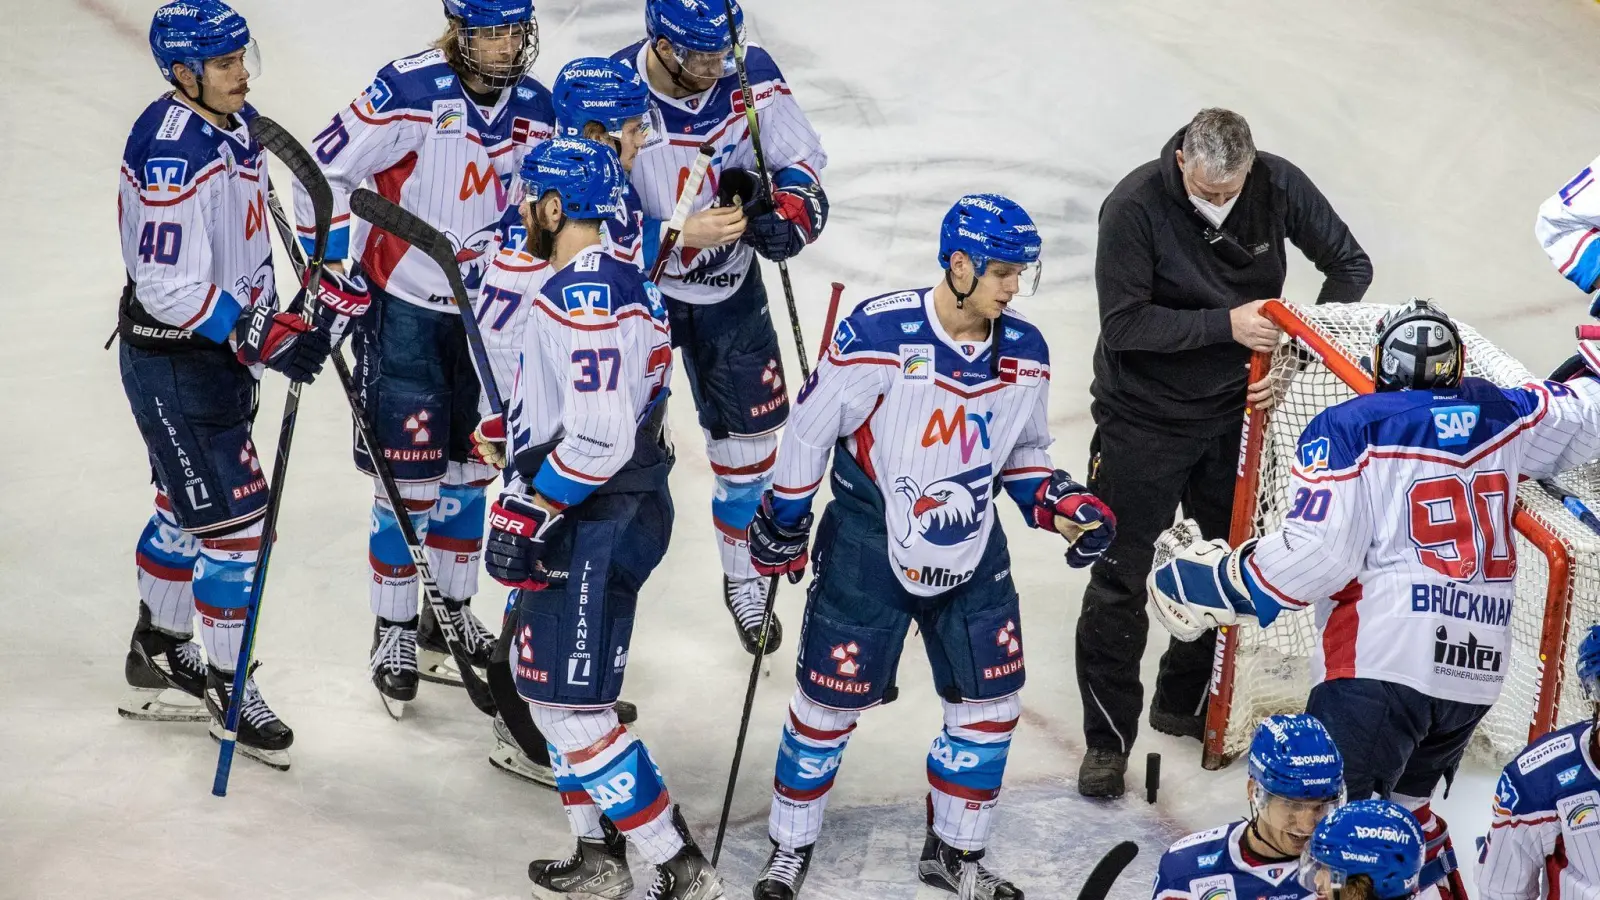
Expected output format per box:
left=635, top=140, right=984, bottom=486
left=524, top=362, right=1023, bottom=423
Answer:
left=448, top=226, right=500, bottom=293
left=892, top=465, right=991, bottom=548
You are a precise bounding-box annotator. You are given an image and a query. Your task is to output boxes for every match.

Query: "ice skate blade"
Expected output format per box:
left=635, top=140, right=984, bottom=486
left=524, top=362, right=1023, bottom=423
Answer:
left=418, top=648, right=468, bottom=687
left=487, top=740, right=556, bottom=788
left=532, top=885, right=631, bottom=900
left=914, top=880, right=959, bottom=900
left=379, top=692, right=408, bottom=721
left=207, top=724, right=291, bottom=771
left=118, top=687, right=211, bottom=722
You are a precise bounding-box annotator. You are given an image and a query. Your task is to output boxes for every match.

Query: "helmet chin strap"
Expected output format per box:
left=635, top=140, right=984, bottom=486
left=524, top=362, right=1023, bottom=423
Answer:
left=1247, top=813, right=1300, bottom=861
left=944, top=267, right=978, bottom=310
left=175, top=66, right=234, bottom=122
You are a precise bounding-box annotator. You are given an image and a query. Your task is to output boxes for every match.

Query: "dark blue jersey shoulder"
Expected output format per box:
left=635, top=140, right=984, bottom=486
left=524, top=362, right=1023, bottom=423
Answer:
left=1497, top=721, right=1598, bottom=815
left=124, top=95, right=261, bottom=186
left=1297, top=377, right=1546, bottom=470
left=369, top=49, right=552, bottom=120
left=831, top=288, right=1047, bottom=386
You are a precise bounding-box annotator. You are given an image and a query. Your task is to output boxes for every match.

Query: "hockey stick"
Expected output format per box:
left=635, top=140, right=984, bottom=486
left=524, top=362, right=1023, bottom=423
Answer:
left=260, top=191, right=497, bottom=719
left=1539, top=354, right=1600, bottom=537
left=1075, top=841, right=1139, bottom=900
left=711, top=281, right=845, bottom=865
left=722, top=0, right=810, bottom=383
left=647, top=143, right=715, bottom=284
left=212, top=115, right=332, bottom=796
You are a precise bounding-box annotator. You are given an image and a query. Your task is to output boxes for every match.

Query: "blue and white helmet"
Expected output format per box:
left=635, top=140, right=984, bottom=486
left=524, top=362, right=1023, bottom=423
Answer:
left=442, top=0, right=537, bottom=89
left=1299, top=800, right=1423, bottom=900
left=520, top=138, right=626, bottom=222
left=646, top=0, right=741, bottom=79
left=938, top=193, right=1043, bottom=296
left=1248, top=714, right=1345, bottom=802
left=553, top=57, right=652, bottom=139
left=1578, top=624, right=1600, bottom=700
left=149, top=0, right=256, bottom=84
left=443, top=0, right=534, bottom=27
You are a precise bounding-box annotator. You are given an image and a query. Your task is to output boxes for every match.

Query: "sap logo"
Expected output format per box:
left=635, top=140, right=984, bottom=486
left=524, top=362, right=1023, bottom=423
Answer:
left=1196, top=852, right=1222, bottom=870
left=591, top=772, right=637, bottom=811
left=1004, top=327, right=1023, bottom=342
left=361, top=77, right=393, bottom=114
left=1432, top=405, right=1479, bottom=447
left=1560, top=765, right=1583, bottom=787
left=892, top=465, right=991, bottom=549
left=434, top=75, right=456, bottom=91
left=1560, top=791, right=1600, bottom=832
left=517, top=86, right=535, bottom=101
left=562, top=283, right=613, bottom=317
left=922, top=405, right=993, bottom=462
left=796, top=754, right=841, bottom=781
left=998, top=356, right=1043, bottom=385
left=1298, top=436, right=1331, bottom=474
left=929, top=736, right=982, bottom=772
left=901, top=321, right=924, bottom=334
left=433, top=99, right=466, bottom=136
left=900, top=343, right=934, bottom=382
left=144, top=157, right=189, bottom=194
left=831, top=320, right=858, bottom=353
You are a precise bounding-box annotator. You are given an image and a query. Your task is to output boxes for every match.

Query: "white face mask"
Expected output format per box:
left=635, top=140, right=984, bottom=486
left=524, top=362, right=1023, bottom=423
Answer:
left=1190, top=193, right=1239, bottom=228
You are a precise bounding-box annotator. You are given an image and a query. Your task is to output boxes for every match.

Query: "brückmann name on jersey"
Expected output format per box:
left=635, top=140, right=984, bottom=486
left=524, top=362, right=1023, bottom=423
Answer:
left=1411, top=582, right=1512, bottom=627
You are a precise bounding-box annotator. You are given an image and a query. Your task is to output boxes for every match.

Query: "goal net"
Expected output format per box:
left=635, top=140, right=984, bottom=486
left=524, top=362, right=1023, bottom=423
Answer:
left=1198, top=300, right=1600, bottom=770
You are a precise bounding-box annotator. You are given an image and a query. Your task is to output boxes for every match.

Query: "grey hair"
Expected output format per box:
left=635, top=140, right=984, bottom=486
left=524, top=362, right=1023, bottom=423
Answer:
left=1181, top=108, right=1256, bottom=180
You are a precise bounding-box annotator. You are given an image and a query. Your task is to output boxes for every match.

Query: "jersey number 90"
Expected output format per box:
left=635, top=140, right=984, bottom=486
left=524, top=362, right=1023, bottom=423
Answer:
left=1407, top=471, right=1515, bottom=582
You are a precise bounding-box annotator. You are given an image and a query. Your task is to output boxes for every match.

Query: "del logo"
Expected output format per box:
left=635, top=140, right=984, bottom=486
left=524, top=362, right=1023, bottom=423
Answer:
left=922, top=405, right=993, bottom=463
left=1192, top=875, right=1234, bottom=900
left=998, top=356, right=1043, bottom=385
left=144, top=158, right=189, bottom=194
left=432, top=100, right=466, bottom=136
left=1559, top=791, right=1600, bottom=832
left=900, top=344, right=934, bottom=382
left=892, top=464, right=991, bottom=549
left=562, top=283, right=613, bottom=317
left=1560, top=765, right=1583, bottom=787
left=1432, top=405, right=1479, bottom=447
left=1298, top=436, right=1331, bottom=474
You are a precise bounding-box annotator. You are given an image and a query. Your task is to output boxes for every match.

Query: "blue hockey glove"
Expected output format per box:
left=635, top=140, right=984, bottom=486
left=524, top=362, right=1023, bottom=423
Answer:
left=233, top=306, right=330, bottom=383
left=1147, top=519, right=1282, bottom=641
left=748, top=492, right=813, bottom=583
left=1030, top=471, right=1117, bottom=568
left=486, top=493, right=563, bottom=590
left=744, top=182, right=828, bottom=263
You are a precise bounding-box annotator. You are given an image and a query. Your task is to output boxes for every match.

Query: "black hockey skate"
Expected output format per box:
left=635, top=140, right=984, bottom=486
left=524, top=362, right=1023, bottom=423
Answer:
left=371, top=615, right=419, bottom=720
left=203, top=663, right=294, bottom=771
left=529, top=818, right=632, bottom=899
left=417, top=596, right=495, bottom=686
left=120, top=603, right=210, bottom=722
left=916, top=830, right=1023, bottom=900
left=724, top=576, right=782, bottom=656
left=644, top=844, right=724, bottom=900
left=753, top=842, right=813, bottom=899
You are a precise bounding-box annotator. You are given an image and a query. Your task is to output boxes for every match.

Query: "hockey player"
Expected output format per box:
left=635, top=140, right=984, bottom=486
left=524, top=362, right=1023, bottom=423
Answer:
left=473, top=56, right=655, bottom=787
left=119, top=0, right=369, bottom=767
left=1537, top=157, right=1600, bottom=310
left=744, top=194, right=1116, bottom=899
left=612, top=0, right=830, bottom=656
left=1479, top=624, right=1600, bottom=900
left=294, top=0, right=553, bottom=710
left=1149, top=300, right=1600, bottom=900
left=481, top=137, right=720, bottom=899
left=1154, top=715, right=1345, bottom=900
left=1299, top=800, right=1424, bottom=900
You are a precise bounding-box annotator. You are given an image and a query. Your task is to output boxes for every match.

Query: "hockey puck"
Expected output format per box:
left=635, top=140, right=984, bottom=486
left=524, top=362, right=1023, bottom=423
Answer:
left=1146, top=752, right=1161, bottom=804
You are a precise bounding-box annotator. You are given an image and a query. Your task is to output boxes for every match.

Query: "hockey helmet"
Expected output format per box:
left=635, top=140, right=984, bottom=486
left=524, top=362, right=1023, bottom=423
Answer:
left=1298, top=800, right=1423, bottom=900
left=1248, top=714, right=1346, bottom=802
left=442, top=0, right=537, bottom=89
left=520, top=138, right=626, bottom=222
left=938, top=193, right=1043, bottom=297
left=646, top=0, right=741, bottom=80
left=1579, top=624, right=1600, bottom=701
left=149, top=0, right=257, bottom=85
left=1373, top=299, right=1464, bottom=392
left=553, top=57, right=652, bottom=140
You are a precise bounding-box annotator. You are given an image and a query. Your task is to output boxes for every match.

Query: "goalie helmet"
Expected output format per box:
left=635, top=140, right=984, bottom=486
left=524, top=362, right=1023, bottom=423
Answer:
left=1247, top=714, right=1345, bottom=802
left=1372, top=299, right=1464, bottom=392
left=1299, top=800, right=1423, bottom=900
left=149, top=0, right=255, bottom=84
left=1578, top=624, right=1600, bottom=700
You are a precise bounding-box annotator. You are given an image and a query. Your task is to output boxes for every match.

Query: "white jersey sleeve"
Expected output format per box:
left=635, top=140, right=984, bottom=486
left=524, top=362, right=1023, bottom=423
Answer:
left=1516, top=377, right=1600, bottom=480
left=1479, top=723, right=1600, bottom=900
left=998, top=373, right=1057, bottom=511
left=1538, top=156, right=1600, bottom=294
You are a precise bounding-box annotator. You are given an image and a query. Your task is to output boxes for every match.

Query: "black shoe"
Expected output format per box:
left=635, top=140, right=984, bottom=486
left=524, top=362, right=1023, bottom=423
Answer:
left=724, top=576, right=782, bottom=656
left=1149, top=706, right=1205, bottom=741
left=371, top=616, right=420, bottom=704
left=754, top=841, right=813, bottom=899
left=917, top=829, right=1023, bottom=899
left=125, top=603, right=207, bottom=698
left=529, top=818, right=632, bottom=899
left=1077, top=748, right=1128, bottom=799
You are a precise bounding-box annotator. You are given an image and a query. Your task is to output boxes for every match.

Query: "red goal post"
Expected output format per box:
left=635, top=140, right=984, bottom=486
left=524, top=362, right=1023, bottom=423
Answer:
left=1200, top=299, right=1600, bottom=771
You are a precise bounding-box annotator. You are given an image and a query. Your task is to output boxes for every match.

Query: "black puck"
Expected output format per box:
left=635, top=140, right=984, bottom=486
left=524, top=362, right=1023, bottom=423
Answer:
left=1146, top=752, right=1161, bottom=803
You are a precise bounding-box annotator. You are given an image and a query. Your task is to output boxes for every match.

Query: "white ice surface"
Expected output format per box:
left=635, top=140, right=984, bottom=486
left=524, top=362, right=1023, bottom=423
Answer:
left=8, top=0, right=1600, bottom=897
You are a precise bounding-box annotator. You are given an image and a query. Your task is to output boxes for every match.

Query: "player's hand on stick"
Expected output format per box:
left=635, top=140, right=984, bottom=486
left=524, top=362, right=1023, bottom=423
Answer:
left=304, top=268, right=371, bottom=344
left=470, top=414, right=507, bottom=469
left=234, top=306, right=331, bottom=384
left=486, top=493, right=563, bottom=590
left=748, top=492, right=813, bottom=583
left=681, top=205, right=747, bottom=250
left=746, top=182, right=829, bottom=263
left=1031, top=471, right=1117, bottom=568
left=1148, top=519, right=1280, bottom=641
left=1231, top=299, right=1282, bottom=354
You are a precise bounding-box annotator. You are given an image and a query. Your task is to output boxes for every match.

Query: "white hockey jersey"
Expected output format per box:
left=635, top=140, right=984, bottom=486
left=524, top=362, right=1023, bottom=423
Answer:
left=610, top=39, right=826, bottom=305
left=1248, top=376, right=1600, bottom=705
left=1479, top=720, right=1600, bottom=900
left=504, top=244, right=673, bottom=508
left=293, top=48, right=553, bottom=313
left=769, top=289, right=1058, bottom=598
left=119, top=95, right=274, bottom=346
left=1538, top=159, right=1600, bottom=294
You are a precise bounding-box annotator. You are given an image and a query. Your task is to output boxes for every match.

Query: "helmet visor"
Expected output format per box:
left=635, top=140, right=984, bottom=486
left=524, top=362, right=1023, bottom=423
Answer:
left=242, top=39, right=262, bottom=79
left=985, top=259, right=1042, bottom=298
left=1297, top=853, right=1348, bottom=899
left=669, top=37, right=737, bottom=80
left=1253, top=783, right=1344, bottom=846
left=461, top=20, right=537, bottom=89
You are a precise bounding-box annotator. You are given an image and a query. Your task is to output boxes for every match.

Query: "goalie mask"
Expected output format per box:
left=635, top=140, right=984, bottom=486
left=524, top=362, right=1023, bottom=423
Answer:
left=1372, top=299, right=1463, bottom=392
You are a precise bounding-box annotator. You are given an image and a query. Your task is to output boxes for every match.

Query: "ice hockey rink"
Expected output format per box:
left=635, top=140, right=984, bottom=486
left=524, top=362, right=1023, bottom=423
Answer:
left=10, top=0, right=1600, bottom=897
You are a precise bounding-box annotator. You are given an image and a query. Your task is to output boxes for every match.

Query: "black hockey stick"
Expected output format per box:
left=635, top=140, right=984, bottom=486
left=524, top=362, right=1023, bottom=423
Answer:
left=1076, top=841, right=1139, bottom=900
left=348, top=189, right=506, bottom=415
left=212, top=115, right=334, bottom=796
left=255, top=182, right=497, bottom=718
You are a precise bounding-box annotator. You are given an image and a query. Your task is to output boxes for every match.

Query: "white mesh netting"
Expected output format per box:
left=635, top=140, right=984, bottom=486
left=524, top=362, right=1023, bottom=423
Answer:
left=1209, top=301, right=1600, bottom=768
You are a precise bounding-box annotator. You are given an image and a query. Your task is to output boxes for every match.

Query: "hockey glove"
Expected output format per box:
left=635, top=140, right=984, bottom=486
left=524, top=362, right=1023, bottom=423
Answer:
left=233, top=306, right=331, bottom=383
left=748, top=492, right=813, bottom=583
left=1031, top=471, right=1117, bottom=568
left=744, top=182, right=828, bottom=263
left=470, top=413, right=507, bottom=469
left=485, top=493, right=563, bottom=590
left=1147, top=519, right=1282, bottom=642
left=289, top=268, right=371, bottom=346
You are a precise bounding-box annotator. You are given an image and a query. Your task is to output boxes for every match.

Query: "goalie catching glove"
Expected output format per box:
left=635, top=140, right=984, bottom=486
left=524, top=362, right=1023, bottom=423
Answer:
left=486, top=493, right=564, bottom=590
left=1031, top=471, right=1116, bottom=568
left=1147, top=519, right=1284, bottom=641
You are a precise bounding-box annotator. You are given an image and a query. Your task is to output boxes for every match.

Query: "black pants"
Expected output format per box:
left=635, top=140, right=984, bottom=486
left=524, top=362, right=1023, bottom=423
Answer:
left=1076, top=411, right=1239, bottom=754
left=1307, top=678, right=1489, bottom=800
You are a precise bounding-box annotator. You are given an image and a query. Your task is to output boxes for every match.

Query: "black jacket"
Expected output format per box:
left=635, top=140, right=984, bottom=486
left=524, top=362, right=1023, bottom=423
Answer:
left=1090, top=128, right=1372, bottom=435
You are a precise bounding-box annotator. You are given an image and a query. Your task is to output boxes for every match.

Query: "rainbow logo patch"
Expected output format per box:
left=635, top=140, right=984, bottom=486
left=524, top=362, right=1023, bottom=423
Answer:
left=1568, top=803, right=1598, bottom=827
left=437, top=110, right=462, bottom=130
left=1199, top=887, right=1230, bottom=900
left=899, top=344, right=934, bottom=382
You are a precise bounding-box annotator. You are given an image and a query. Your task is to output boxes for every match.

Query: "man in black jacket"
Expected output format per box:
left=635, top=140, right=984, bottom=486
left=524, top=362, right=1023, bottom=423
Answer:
left=1077, top=108, right=1372, bottom=797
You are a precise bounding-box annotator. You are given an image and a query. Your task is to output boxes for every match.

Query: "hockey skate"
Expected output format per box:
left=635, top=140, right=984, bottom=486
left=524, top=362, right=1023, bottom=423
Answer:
left=753, top=842, right=813, bottom=899
left=119, top=603, right=210, bottom=722
left=643, top=844, right=724, bottom=900
left=203, top=663, right=294, bottom=771
left=529, top=819, right=632, bottom=899
left=371, top=616, right=419, bottom=720
left=916, top=830, right=1023, bottom=900
left=417, top=596, right=495, bottom=687
left=488, top=713, right=556, bottom=787
left=724, top=576, right=782, bottom=656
